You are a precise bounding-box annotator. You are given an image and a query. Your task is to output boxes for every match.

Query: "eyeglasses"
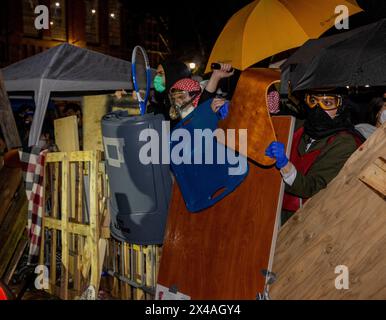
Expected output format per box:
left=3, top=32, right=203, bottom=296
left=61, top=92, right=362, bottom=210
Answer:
left=305, top=94, right=342, bottom=110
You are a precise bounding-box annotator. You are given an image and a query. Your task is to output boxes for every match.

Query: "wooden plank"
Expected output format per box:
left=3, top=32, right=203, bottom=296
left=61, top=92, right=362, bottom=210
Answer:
left=0, top=71, right=21, bottom=149
left=0, top=167, right=22, bottom=226
left=3, top=233, right=28, bottom=285
left=50, top=163, right=59, bottom=294
left=89, top=151, right=100, bottom=291
left=46, top=151, right=94, bottom=163
left=0, top=186, right=28, bottom=277
left=269, top=123, right=386, bottom=300
left=82, top=95, right=109, bottom=152
left=60, top=154, right=70, bottom=299
left=54, top=117, right=80, bottom=291
left=46, top=152, right=66, bottom=162
left=54, top=115, right=80, bottom=152
left=358, top=157, right=386, bottom=197
left=74, top=163, right=83, bottom=293
left=135, top=245, right=145, bottom=300
left=145, top=246, right=155, bottom=300
left=44, top=217, right=90, bottom=236
left=157, top=116, right=294, bottom=299
left=122, top=243, right=130, bottom=300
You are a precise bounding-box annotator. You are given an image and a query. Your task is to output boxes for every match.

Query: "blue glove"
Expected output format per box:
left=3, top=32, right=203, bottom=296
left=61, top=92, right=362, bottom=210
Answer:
left=217, top=101, right=229, bottom=120
left=265, top=141, right=288, bottom=169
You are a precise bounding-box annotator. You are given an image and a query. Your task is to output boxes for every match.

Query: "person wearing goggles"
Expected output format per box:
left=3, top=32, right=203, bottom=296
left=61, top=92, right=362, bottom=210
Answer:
left=265, top=88, right=362, bottom=225
left=305, top=93, right=342, bottom=110
left=168, top=78, right=229, bottom=122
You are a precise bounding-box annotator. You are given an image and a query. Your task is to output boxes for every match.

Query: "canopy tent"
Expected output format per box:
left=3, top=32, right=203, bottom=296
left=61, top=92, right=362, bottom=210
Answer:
left=2, top=43, right=154, bottom=146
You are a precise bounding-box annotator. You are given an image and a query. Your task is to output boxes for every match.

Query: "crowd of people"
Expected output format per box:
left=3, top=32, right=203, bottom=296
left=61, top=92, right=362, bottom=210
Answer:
left=3, top=59, right=384, bottom=225
left=12, top=100, right=83, bottom=151
left=146, top=58, right=385, bottom=225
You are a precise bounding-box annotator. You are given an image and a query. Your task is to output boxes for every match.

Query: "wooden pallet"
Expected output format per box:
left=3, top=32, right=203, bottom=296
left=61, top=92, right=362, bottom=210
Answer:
left=103, top=239, right=162, bottom=300
left=39, top=150, right=109, bottom=299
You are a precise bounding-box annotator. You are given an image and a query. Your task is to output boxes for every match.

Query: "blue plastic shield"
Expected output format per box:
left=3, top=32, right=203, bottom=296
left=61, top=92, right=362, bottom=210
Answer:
left=170, top=99, right=249, bottom=212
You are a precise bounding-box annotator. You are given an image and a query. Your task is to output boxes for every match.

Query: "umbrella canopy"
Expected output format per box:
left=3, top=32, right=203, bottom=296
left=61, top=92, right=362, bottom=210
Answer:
left=205, top=0, right=362, bottom=72
left=294, top=18, right=386, bottom=91
left=280, top=25, right=368, bottom=95
left=2, top=43, right=154, bottom=146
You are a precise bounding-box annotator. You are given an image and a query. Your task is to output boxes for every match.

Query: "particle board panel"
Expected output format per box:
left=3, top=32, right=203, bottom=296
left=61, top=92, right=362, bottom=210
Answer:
left=54, top=115, right=79, bottom=152
left=157, top=116, right=294, bottom=300
left=269, top=124, right=386, bottom=300
left=82, top=95, right=109, bottom=152
left=218, top=68, right=280, bottom=166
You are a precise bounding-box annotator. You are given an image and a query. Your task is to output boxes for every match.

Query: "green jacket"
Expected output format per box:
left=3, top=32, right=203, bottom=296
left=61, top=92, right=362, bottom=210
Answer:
left=285, top=122, right=358, bottom=199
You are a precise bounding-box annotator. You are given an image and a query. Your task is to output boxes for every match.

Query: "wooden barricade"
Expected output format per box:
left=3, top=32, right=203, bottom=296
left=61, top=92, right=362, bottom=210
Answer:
left=39, top=150, right=109, bottom=299
left=103, top=240, right=162, bottom=300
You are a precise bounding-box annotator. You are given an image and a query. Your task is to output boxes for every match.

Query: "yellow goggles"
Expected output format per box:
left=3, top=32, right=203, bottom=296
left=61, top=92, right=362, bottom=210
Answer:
left=305, top=94, right=342, bottom=110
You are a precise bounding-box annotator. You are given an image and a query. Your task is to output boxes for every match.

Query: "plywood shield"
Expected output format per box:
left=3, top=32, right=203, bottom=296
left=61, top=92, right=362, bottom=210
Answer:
left=218, top=68, right=280, bottom=166
left=269, top=123, right=386, bottom=300
left=157, top=116, right=294, bottom=300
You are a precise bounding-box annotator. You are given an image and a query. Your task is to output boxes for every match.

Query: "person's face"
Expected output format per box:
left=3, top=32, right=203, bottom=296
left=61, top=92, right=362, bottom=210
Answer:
left=376, top=104, right=386, bottom=127
left=156, top=65, right=166, bottom=85
left=305, top=94, right=341, bottom=119
left=170, top=90, right=191, bottom=108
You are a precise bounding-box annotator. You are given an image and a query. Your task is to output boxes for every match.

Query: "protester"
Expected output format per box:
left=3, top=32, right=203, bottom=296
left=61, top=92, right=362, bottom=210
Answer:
left=150, top=60, right=192, bottom=119
left=150, top=60, right=234, bottom=121
left=355, top=93, right=386, bottom=139
left=265, top=89, right=363, bottom=224
left=64, top=103, right=83, bottom=124
left=15, top=104, right=35, bottom=149
left=168, top=78, right=228, bottom=122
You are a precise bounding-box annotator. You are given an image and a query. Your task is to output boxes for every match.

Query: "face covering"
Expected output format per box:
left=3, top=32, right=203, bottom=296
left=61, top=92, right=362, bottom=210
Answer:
left=154, top=75, right=166, bottom=93
left=304, top=104, right=352, bottom=139
left=380, top=110, right=386, bottom=125
left=169, top=94, right=197, bottom=120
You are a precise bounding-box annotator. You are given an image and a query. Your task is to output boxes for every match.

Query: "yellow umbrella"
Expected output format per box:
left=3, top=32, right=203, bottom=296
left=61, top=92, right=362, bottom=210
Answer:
left=205, top=0, right=362, bottom=72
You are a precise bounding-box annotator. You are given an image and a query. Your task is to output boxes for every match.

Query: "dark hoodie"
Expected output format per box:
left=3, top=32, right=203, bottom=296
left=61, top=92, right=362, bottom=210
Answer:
left=150, top=60, right=191, bottom=120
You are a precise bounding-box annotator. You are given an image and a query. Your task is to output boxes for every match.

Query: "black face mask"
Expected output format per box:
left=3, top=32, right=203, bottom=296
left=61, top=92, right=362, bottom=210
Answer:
left=304, top=104, right=352, bottom=139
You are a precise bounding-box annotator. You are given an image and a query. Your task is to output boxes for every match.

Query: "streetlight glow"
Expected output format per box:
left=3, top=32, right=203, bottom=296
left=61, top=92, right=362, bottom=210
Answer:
left=189, top=62, right=196, bottom=70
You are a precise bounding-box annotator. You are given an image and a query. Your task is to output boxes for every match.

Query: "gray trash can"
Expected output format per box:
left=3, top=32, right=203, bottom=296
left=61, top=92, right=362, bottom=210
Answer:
left=102, top=111, right=172, bottom=244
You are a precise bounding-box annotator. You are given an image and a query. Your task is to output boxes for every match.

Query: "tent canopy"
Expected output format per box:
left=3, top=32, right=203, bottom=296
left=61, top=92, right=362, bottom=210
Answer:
left=2, top=43, right=154, bottom=146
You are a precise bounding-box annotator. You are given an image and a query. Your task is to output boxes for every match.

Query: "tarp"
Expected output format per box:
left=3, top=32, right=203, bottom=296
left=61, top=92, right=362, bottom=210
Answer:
left=2, top=43, right=154, bottom=146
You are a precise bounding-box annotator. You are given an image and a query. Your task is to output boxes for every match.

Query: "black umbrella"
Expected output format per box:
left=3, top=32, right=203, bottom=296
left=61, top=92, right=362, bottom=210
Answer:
left=280, top=25, right=367, bottom=95
left=294, top=18, right=386, bottom=91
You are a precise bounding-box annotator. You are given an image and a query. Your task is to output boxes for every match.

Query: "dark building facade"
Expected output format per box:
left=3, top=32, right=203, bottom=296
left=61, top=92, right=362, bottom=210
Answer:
left=0, top=0, right=171, bottom=68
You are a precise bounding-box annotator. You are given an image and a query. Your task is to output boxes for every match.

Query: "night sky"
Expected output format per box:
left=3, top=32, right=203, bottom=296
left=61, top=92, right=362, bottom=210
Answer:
left=124, top=0, right=386, bottom=71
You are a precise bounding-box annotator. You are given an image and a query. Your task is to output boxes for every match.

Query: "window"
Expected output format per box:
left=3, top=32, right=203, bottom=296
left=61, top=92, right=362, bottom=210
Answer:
left=49, top=0, right=67, bottom=41
left=108, top=0, right=121, bottom=46
left=22, top=0, right=40, bottom=37
left=85, top=0, right=100, bottom=44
